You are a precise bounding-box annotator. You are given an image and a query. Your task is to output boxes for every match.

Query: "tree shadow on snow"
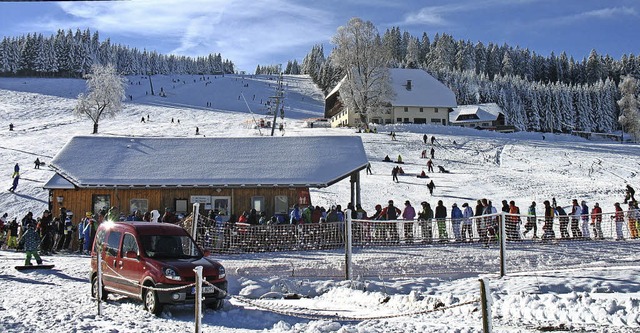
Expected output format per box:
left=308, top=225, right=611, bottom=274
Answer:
left=48, top=270, right=88, bottom=283
left=9, top=192, right=48, bottom=205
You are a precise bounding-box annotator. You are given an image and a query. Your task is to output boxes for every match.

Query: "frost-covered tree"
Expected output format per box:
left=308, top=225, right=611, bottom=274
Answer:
left=617, top=75, right=640, bottom=140
left=74, top=64, right=127, bottom=134
left=404, top=36, right=420, bottom=69
left=331, top=17, right=394, bottom=124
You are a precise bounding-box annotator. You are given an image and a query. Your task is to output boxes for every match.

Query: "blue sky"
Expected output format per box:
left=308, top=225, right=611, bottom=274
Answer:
left=0, top=0, right=638, bottom=73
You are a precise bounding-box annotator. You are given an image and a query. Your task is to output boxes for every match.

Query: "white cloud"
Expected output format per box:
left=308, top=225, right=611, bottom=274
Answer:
left=400, top=0, right=541, bottom=26
left=557, top=6, right=638, bottom=24
left=29, top=0, right=334, bottom=71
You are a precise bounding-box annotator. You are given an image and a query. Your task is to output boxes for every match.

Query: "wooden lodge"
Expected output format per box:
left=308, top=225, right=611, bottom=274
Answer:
left=44, top=135, right=369, bottom=225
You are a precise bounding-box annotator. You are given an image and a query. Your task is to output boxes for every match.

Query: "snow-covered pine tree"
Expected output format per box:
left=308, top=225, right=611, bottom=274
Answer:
left=617, top=75, right=639, bottom=140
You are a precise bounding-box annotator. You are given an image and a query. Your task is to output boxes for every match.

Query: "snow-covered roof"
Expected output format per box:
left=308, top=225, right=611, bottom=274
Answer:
left=449, top=103, right=504, bottom=123
left=46, top=136, right=368, bottom=188
left=389, top=68, right=457, bottom=108
left=43, top=173, right=75, bottom=189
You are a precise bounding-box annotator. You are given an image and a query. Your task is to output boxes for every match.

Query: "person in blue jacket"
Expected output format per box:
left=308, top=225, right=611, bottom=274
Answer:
left=451, top=203, right=463, bottom=242
left=289, top=204, right=302, bottom=224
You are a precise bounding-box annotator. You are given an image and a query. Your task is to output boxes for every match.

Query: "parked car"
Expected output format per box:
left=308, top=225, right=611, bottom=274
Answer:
left=90, top=221, right=227, bottom=315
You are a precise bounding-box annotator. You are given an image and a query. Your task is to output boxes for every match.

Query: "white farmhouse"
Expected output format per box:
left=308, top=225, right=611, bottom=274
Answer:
left=324, top=68, right=457, bottom=128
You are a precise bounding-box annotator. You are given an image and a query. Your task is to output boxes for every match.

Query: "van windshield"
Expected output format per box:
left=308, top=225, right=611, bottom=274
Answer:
left=140, top=234, right=202, bottom=259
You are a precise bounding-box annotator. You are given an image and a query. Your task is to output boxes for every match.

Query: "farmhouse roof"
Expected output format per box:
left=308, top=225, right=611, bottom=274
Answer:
left=449, top=103, right=504, bottom=123
left=44, top=135, right=368, bottom=189
left=388, top=68, right=457, bottom=108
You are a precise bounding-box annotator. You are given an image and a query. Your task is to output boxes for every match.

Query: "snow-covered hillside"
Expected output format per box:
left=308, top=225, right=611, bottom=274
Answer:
left=1, top=75, right=639, bottom=332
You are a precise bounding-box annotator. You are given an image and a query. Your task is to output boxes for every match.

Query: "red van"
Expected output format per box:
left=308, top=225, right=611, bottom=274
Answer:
left=90, top=221, right=227, bottom=314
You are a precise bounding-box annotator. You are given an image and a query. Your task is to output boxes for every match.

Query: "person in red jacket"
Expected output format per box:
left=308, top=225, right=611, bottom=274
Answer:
left=613, top=203, right=624, bottom=240
left=590, top=202, right=603, bottom=239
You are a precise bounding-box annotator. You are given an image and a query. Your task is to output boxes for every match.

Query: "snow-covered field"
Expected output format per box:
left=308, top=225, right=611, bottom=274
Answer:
left=1, top=75, right=639, bottom=332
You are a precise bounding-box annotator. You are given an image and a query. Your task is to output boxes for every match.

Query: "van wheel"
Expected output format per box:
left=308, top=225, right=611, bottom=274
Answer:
left=91, top=275, right=108, bottom=301
left=206, top=299, right=224, bottom=310
left=144, top=288, right=164, bottom=315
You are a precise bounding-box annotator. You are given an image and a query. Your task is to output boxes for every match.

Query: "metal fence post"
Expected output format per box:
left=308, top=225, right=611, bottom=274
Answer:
left=499, top=212, right=506, bottom=277
left=345, top=209, right=352, bottom=280
left=194, top=265, right=203, bottom=333
left=192, top=203, right=200, bottom=236
left=479, top=278, right=492, bottom=333
left=97, top=251, right=103, bottom=316
left=192, top=203, right=200, bottom=254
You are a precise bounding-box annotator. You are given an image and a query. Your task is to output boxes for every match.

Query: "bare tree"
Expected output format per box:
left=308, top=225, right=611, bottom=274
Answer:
left=74, top=63, right=127, bottom=134
left=617, top=75, right=640, bottom=141
left=331, top=18, right=394, bottom=125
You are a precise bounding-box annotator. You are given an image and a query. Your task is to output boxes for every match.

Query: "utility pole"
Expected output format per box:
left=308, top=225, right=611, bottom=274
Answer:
left=270, top=72, right=285, bottom=136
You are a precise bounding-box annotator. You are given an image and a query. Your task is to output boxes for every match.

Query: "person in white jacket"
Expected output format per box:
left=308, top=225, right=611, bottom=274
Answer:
left=150, top=210, right=160, bottom=223
left=570, top=199, right=583, bottom=239
left=461, top=203, right=474, bottom=242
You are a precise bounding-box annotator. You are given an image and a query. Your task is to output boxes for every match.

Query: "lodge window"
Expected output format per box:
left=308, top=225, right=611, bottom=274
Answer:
left=419, top=107, right=424, bottom=112
left=396, top=118, right=402, bottom=122
left=130, top=198, right=148, bottom=214
left=92, top=194, right=110, bottom=216
left=431, top=118, right=441, bottom=123
left=404, top=107, right=408, bottom=112
left=274, top=195, right=288, bottom=214
left=434, top=108, right=439, bottom=113
left=252, top=196, right=265, bottom=213
left=211, top=196, right=231, bottom=217
left=175, top=199, right=188, bottom=214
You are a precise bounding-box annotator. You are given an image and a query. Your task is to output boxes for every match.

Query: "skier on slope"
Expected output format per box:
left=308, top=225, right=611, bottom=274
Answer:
left=9, top=163, right=19, bottom=192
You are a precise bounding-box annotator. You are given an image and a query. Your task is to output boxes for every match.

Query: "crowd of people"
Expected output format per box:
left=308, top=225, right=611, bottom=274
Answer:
left=0, top=205, right=189, bottom=263
left=278, top=193, right=639, bottom=245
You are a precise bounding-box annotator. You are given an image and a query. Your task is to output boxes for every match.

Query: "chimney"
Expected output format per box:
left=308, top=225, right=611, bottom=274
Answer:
left=406, top=80, right=412, bottom=91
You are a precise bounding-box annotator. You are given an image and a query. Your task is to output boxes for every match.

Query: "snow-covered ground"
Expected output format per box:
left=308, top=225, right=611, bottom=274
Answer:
left=1, top=75, right=639, bottom=332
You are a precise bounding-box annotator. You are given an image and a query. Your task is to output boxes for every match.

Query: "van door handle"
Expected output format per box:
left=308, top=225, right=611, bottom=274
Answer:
left=117, top=260, right=123, bottom=268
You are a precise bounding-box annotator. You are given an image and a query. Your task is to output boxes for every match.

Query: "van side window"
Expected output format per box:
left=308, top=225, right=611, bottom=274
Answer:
left=121, top=233, right=139, bottom=257
left=93, top=228, right=107, bottom=254
left=106, top=231, right=122, bottom=257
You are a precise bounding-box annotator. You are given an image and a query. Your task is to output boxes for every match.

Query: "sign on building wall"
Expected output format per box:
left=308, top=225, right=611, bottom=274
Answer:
left=190, top=195, right=212, bottom=204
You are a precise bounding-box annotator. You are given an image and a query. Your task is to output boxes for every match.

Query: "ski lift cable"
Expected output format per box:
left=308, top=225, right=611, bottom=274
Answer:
left=241, top=93, right=262, bottom=136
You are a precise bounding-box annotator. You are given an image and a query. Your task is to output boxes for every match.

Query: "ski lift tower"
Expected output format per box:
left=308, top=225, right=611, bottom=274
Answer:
left=269, top=73, right=285, bottom=136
